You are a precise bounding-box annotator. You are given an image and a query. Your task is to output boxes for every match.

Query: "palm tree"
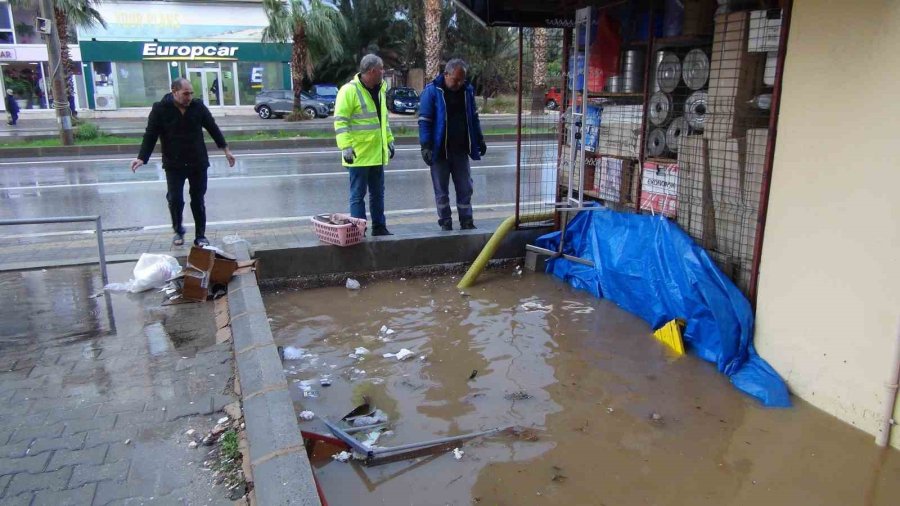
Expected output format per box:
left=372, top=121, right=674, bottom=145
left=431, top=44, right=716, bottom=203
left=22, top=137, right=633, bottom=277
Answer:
left=424, top=0, right=442, bottom=79
left=262, top=0, right=346, bottom=112
left=11, top=0, right=106, bottom=108
left=531, top=28, right=548, bottom=114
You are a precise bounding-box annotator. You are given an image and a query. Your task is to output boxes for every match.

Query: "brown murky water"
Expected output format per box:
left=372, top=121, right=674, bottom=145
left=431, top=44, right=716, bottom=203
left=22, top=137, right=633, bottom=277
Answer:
left=264, top=269, right=900, bottom=506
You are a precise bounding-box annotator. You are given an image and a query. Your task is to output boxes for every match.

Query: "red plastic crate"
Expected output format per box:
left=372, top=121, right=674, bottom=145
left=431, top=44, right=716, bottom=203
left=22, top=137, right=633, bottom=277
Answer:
left=311, top=213, right=367, bottom=246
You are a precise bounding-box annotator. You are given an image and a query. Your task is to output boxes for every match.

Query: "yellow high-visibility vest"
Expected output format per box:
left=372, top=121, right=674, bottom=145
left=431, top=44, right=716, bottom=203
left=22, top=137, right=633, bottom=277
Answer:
left=334, top=75, right=394, bottom=167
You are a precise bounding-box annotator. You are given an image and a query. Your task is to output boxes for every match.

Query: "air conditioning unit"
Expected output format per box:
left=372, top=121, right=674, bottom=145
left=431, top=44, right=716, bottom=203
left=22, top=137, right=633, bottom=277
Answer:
left=94, top=88, right=118, bottom=111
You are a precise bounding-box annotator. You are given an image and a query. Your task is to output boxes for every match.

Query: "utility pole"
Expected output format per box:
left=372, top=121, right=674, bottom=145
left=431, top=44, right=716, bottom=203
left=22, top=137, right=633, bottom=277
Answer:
left=38, top=0, right=74, bottom=145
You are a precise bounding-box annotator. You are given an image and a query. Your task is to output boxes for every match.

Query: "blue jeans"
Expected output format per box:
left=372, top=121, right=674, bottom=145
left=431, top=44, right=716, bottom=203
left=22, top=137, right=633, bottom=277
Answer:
left=348, top=165, right=385, bottom=227
left=430, top=152, right=473, bottom=224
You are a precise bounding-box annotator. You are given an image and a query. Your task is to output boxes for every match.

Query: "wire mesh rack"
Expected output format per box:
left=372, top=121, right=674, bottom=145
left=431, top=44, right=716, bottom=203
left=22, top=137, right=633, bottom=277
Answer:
left=512, top=2, right=786, bottom=299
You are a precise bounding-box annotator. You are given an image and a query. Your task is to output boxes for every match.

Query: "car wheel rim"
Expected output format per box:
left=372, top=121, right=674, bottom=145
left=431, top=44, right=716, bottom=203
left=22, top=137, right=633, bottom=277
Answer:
left=260, top=107, right=270, bottom=119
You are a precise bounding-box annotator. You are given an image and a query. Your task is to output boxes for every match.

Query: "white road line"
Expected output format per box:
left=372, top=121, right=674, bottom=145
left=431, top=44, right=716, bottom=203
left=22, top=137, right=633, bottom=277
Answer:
left=0, top=143, right=544, bottom=166
left=0, top=163, right=548, bottom=191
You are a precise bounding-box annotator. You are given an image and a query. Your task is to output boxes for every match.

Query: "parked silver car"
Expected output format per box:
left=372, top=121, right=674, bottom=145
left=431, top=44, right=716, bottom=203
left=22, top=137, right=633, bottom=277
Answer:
left=254, top=90, right=329, bottom=119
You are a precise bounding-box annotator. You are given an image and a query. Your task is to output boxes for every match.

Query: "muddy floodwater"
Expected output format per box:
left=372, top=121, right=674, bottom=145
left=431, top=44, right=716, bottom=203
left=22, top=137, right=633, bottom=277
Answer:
left=264, top=269, right=900, bottom=506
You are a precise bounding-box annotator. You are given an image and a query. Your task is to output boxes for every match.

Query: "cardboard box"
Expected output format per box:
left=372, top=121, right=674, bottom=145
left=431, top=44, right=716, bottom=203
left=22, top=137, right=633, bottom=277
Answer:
left=596, top=105, right=642, bottom=158
left=640, top=162, right=678, bottom=217
left=682, top=0, right=717, bottom=37
left=182, top=268, right=210, bottom=302
left=706, top=11, right=769, bottom=139
left=596, top=157, right=634, bottom=203
left=676, top=135, right=717, bottom=249
left=210, top=257, right=238, bottom=286
left=187, top=246, right=215, bottom=272
left=748, top=9, right=782, bottom=52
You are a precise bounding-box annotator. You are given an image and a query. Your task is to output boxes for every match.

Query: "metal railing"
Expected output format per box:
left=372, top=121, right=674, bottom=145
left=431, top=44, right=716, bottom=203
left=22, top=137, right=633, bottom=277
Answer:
left=0, top=215, right=108, bottom=284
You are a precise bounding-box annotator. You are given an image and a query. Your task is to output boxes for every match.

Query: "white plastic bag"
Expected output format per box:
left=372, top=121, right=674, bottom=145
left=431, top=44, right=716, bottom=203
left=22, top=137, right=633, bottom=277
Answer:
left=105, top=253, right=182, bottom=293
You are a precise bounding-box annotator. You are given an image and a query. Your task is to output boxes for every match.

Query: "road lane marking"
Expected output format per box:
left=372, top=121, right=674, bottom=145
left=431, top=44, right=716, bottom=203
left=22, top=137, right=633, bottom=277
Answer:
left=0, top=163, right=549, bottom=190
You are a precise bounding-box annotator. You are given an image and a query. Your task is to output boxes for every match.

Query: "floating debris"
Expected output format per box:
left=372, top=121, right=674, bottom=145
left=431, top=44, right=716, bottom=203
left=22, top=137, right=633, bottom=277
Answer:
left=383, top=349, right=414, bottom=361
left=299, top=411, right=315, bottom=421
left=332, top=451, right=352, bottom=462
left=346, top=278, right=361, bottom=290
left=453, top=448, right=464, bottom=460
left=504, top=391, right=532, bottom=401
left=282, top=346, right=305, bottom=360
left=354, top=347, right=370, bottom=355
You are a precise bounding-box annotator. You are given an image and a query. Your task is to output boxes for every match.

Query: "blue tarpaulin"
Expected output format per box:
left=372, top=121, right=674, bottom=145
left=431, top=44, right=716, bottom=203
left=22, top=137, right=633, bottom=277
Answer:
left=534, top=207, right=790, bottom=407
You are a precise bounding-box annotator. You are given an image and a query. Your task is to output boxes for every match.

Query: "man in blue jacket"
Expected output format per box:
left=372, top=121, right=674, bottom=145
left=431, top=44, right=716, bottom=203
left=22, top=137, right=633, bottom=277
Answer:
left=418, top=59, right=486, bottom=231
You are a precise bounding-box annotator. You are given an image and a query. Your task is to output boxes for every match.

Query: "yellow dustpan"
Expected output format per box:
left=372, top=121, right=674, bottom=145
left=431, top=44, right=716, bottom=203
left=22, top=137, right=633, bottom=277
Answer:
left=653, top=319, right=686, bottom=356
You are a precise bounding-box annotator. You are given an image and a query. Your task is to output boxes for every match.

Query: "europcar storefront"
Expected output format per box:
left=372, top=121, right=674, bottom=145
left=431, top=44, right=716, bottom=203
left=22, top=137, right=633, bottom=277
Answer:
left=79, top=40, right=290, bottom=110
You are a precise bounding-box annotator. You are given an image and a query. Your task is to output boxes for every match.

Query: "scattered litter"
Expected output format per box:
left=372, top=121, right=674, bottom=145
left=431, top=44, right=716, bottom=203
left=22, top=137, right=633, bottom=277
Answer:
left=362, top=431, right=382, bottom=448
left=104, top=253, right=182, bottom=293
left=400, top=277, right=406, bottom=281
left=351, top=409, right=389, bottom=427
left=354, top=347, right=370, bottom=355
left=332, top=451, right=352, bottom=462
left=346, top=278, right=361, bottom=290
left=217, top=416, right=229, bottom=424
left=561, top=300, right=595, bottom=314
left=124, top=439, right=132, bottom=445
left=459, top=291, right=470, bottom=297
left=468, top=369, right=478, bottom=380
left=185, top=429, right=196, bottom=436
left=299, top=411, right=315, bottom=421
left=348, top=354, right=359, bottom=360
left=221, top=234, right=245, bottom=245
left=282, top=346, right=305, bottom=360
left=319, top=376, right=332, bottom=387
left=379, top=325, right=396, bottom=335
left=453, top=448, right=464, bottom=460
left=504, top=391, right=532, bottom=401
left=520, top=301, right=553, bottom=313
left=303, top=390, right=320, bottom=399
left=383, top=349, right=414, bottom=361
left=188, top=441, right=199, bottom=449
left=607, top=407, right=615, bottom=414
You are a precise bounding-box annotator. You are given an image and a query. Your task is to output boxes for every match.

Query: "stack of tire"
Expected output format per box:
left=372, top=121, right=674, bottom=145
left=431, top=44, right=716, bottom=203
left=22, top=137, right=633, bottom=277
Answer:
left=646, top=48, right=710, bottom=158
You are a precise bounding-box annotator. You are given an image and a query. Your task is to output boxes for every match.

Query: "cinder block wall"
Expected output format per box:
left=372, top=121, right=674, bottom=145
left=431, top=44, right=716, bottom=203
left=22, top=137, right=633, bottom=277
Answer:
left=755, top=0, right=900, bottom=447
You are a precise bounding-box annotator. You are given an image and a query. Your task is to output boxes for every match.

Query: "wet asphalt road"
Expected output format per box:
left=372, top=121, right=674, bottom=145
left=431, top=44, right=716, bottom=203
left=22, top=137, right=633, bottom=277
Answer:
left=0, top=143, right=558, bottom=234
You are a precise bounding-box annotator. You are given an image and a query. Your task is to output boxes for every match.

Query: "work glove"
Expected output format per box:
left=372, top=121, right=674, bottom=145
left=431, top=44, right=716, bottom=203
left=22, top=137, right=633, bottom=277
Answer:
left=421, top=144, right=433, bottom=166
left=479, top=139, right=487, bottom=156
left=388, top=142, right=395, bottom=159
left=342, top=148, right=356, bottom=164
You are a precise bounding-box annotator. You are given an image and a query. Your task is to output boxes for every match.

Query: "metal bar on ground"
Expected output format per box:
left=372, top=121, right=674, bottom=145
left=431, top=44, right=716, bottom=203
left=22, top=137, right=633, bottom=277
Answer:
left=525, top=244, right=595, bottom=267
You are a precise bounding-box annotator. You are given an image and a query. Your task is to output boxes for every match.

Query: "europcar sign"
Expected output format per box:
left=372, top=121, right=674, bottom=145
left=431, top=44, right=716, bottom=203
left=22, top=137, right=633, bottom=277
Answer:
left=142, top=43, right=239, bottom=61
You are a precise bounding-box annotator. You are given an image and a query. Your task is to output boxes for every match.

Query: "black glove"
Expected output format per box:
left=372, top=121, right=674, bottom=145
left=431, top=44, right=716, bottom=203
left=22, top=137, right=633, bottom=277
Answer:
left=421, top=144, right=433, bottom=166
left=388, top=142, right=395, bottom=159
left=479, top=139, right=487, bottom=156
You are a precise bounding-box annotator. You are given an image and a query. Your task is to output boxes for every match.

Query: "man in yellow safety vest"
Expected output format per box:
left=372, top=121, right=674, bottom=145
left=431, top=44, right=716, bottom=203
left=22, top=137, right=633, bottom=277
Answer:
left=334, top=54, right=395, bottom=236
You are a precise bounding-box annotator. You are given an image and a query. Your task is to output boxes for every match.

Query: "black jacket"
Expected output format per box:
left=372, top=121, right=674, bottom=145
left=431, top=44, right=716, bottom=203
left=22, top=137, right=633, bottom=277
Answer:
left=137, top=93, right=227, bottom=169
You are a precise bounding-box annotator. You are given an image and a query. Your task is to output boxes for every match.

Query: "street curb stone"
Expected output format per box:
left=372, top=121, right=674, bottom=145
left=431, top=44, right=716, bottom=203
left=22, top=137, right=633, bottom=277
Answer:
left=225, top=241, right=320, bottom=506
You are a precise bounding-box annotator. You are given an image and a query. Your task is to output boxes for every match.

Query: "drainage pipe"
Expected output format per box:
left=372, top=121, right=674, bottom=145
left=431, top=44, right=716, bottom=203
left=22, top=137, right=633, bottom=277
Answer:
left=457, top=212, right=553, bottom=289
left=875, top=317, right=900, bottom=447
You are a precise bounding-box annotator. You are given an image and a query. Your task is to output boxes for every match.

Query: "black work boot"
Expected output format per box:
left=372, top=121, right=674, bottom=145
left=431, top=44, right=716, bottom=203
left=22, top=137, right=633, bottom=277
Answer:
left=372, top=225, right=393, bottom=236
left=439, top=219, right=453, bottom=231
left=460, top=220, right=476, bottom=230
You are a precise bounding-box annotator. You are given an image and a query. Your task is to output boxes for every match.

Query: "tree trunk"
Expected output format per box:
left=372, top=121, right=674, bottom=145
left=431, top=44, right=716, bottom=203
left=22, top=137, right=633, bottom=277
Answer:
left=531, top=28, right=548, bottom=115
left=292, top=25, right=307, bottom=112
left=424, top=0, right=442, bottom=79
left=53, top=8, right=74, bottom=102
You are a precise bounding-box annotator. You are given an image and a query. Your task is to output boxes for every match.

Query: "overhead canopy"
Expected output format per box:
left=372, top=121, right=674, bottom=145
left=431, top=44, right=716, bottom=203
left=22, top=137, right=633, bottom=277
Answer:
left=452, top=0, right=653, bottom=28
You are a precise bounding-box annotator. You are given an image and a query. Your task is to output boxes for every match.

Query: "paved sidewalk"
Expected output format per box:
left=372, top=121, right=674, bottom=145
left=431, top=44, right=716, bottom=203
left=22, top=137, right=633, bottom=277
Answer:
left=0, top=209, right=515, bottom=273
left=0, top=263, right=237, bottom=505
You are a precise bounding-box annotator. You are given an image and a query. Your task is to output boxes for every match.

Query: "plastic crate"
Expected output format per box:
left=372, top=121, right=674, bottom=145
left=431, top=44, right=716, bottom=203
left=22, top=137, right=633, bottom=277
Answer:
left=311, top=213, right=367, bottom=246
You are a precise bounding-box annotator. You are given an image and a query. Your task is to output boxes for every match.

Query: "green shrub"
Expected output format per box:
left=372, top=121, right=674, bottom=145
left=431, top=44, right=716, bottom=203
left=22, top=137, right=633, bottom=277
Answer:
left=74, top=121, right=101, bottom=141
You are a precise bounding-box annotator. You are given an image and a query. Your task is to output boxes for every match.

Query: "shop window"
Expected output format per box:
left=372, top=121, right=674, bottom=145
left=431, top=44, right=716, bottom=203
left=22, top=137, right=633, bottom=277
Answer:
left=2, top=62, right=48, bottom=109
left=117, top=61, right=170, bottom=107
left=1, top=2, right=15, bottom=44
left=237, top=62, right=285, bottom=106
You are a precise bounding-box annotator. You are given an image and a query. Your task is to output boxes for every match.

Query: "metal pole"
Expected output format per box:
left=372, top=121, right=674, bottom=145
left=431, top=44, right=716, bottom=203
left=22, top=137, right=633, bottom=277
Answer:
left=748, top=0, right=793, bottom=310
left=515, top=27, right=524, bottom=228
left=38, top=0, right=74, bottom=146
left=95, top=216, right=108, bottom=286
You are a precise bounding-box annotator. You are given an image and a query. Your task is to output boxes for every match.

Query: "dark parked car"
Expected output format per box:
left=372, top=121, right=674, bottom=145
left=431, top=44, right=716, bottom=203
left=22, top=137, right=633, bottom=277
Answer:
left=387, top=87, right=419, bottom=114
left=308, top=84, right=338, bottom=113
left=254, top=90, right=329, bottom=119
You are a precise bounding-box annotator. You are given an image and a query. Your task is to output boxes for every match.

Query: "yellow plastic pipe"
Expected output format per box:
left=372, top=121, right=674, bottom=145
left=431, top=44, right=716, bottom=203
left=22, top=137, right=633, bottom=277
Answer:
left=457, top=212, right=554, bottom=289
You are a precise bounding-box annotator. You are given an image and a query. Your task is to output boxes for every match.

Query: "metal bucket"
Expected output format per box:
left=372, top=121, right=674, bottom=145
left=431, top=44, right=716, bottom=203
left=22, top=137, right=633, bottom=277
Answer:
left=649, top=51, right=666, bottom=93
left=656, top=52, right=681, bottom=93
left=623, top=49, right=645, bottom=93
left=684, top=91, right=708, bottom=130
left=605, top=75, right=623, bottom=93
left=647, top=128, right=667, bottom=157
left=682, top=49, right=710, bottom=90
left=666, top=117, right=688, bottom=153
left=649, top=92, right=673, bottom=126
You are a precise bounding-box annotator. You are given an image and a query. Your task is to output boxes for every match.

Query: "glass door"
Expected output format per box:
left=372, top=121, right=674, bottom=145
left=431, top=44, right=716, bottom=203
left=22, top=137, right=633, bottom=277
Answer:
left=185, top=67, right=222, bottom=107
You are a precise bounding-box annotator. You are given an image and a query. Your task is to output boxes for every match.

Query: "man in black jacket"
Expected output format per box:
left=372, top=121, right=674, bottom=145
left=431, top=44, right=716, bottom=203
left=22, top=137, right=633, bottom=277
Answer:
left=130, top=78, right=235, bottom=247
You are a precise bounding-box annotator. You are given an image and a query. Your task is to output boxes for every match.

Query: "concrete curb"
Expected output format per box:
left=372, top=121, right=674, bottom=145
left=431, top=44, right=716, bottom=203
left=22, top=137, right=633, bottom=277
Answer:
left=0, top=133, right=552, bottom=159
left=254, top=227, right=550, bottom=281
left=225, top=240, right=321, bottom=506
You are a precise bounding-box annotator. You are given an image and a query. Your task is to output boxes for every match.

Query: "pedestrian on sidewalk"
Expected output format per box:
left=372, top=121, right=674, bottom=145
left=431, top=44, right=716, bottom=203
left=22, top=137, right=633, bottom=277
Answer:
left=418, top=58, right=486, bottom=231
left=5, top=90, right=19, bottom=126
left=130, top=78, right=235, bottom=247
left=334, top=54, right=395, bottom=236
